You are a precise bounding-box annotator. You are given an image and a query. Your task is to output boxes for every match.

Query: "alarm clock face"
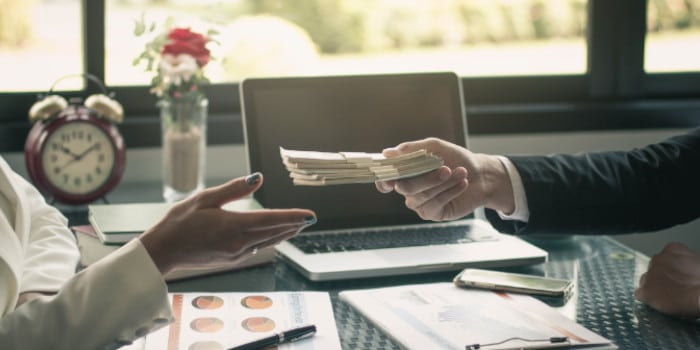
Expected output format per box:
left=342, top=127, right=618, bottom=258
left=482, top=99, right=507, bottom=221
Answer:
left=40, top=121, right=117, bottom=195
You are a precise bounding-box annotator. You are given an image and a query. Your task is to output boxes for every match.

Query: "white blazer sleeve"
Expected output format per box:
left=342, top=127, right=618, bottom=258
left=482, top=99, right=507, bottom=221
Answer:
left=0, top=156, right=80, bottom=315
left=0, top=239, right=173, bottom=350
left=9, top=168, right=81, bottom=293
left=0, top=156, right=80, bottom=294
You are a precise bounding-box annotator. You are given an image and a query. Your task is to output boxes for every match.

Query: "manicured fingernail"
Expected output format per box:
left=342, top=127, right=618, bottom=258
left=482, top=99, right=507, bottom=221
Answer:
left=378, top=182, right=394, bottom=193
left=304, top=216, right=317, bottom=225
left=246, top=173, right=261, bottom=185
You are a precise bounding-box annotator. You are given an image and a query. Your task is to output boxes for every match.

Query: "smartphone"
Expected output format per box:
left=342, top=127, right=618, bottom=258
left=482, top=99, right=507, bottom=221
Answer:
left=453, top=268, right=574, bottom=297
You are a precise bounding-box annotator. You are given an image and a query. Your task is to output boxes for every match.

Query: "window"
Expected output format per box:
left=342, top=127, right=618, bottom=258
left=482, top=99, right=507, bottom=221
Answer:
left=0, top=0, right=83, bottom=91
left=645, top=0, right=700, bottom=73
left=106, top=0, right=588, bottom=87
left=1, top=0, right=698, bottom=153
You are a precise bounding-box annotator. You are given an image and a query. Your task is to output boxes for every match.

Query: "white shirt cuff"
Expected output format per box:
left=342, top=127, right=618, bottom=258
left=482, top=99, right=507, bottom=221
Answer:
left=495, top=156, right=530, bottom=223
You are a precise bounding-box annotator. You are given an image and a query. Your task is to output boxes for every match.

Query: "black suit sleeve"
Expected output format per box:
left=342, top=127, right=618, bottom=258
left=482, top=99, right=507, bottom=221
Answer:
left=485, top=127, right=700, bottom=236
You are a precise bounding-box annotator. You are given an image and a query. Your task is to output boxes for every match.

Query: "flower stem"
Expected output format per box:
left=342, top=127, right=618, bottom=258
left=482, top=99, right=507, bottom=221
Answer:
left=175, top=100, right=192, bottom=133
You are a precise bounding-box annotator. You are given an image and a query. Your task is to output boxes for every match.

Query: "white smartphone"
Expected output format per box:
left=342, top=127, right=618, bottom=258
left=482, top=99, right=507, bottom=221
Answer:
left=453, top=268, right=574, bottom=297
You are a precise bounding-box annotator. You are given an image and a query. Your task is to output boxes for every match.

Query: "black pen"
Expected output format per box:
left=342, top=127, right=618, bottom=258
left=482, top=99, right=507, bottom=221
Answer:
left=228, top=324, right=317, bottom=350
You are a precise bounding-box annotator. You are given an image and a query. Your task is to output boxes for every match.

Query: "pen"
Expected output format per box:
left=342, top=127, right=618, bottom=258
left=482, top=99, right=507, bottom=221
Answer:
left=228, top=324, right=317, bottom=350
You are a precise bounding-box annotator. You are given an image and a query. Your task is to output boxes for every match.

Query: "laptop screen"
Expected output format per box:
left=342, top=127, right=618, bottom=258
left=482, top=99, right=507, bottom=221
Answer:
left=241, top=72, right=467, bottom=231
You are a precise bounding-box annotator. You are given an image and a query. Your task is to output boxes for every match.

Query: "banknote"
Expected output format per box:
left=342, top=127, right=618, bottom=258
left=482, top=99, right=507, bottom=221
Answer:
left=280, top=147, right=443, bottom=185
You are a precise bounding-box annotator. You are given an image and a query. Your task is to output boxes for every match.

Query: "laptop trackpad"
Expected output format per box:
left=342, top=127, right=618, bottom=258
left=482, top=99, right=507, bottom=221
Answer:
left=371, top=245, right=466, bottom=266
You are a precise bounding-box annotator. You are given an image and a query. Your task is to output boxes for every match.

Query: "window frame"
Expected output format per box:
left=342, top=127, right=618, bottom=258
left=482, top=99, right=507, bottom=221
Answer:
left=1, top=0, right=698, bottom=153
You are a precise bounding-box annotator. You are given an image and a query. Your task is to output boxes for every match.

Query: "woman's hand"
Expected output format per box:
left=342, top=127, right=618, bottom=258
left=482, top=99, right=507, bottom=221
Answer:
left=139, top=173, right=316, bottom=275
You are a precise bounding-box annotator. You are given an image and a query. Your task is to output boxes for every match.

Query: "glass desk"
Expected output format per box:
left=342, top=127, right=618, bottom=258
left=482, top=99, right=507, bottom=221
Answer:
left=160, top=236, right=698, bottom=350
left=63, top=182, right=700, bottom=349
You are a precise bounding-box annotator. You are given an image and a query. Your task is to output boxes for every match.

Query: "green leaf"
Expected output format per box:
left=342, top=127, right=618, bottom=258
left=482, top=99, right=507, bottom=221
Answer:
left=146, top=57, right=156, bottom=72
left=133, top=12, right=146, bottom=36
left=163, top=17, right=175, bottom=30
left=134, top=21, right=145, bottom=36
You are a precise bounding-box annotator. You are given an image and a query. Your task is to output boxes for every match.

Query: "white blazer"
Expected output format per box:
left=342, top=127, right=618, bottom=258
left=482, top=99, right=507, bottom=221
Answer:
left=0, top=157, right=172, bottom=349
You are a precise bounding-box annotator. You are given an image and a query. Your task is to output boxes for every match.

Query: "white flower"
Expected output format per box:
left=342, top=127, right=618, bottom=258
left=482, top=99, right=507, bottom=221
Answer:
left=159, top=53, right=199, bottom=86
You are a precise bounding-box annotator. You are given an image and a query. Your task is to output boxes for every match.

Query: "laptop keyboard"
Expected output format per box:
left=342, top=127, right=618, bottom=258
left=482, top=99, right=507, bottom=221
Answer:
left=288, top=224, right=499, bottom=254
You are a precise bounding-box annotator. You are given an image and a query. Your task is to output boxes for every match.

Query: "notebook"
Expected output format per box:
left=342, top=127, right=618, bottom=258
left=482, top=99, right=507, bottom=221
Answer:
left=240, top=72, right=547, bottom=281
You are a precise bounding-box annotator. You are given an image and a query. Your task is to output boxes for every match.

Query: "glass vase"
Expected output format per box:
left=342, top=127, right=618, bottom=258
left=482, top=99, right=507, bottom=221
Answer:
left=159, top=98, right=208, bottom=203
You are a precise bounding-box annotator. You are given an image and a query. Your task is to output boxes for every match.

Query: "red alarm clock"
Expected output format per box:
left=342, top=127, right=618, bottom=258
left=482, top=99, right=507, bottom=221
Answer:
left=24, top=74, right=126, bottom=205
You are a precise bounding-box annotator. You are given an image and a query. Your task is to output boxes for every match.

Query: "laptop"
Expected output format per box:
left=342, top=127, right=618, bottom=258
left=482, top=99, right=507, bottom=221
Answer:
left=240, top=72, right=547, bottom=281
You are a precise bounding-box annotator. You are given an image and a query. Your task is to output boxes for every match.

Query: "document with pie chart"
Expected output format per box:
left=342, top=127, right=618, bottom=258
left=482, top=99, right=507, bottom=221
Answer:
left=144, top=291, right=341, bottom=350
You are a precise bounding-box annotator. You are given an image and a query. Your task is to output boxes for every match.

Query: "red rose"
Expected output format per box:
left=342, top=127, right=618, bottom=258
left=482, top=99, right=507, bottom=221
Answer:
left=161, top=28, right=211, bottom=67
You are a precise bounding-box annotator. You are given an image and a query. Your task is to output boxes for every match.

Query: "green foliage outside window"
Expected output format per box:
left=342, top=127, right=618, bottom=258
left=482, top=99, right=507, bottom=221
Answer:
left=0, top=0, right=34, bottom=47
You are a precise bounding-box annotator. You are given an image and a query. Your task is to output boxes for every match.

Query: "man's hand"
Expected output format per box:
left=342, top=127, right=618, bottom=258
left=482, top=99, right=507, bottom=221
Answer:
left=375, top=138, right=514, bottom=221
left=139, top=173, right=316, bottom=275
left=635, top=242, right=700, bottom=319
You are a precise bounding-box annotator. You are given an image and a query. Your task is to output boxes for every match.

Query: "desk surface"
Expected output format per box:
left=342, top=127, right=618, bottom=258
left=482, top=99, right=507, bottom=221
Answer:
left=163, top=236, right=698, bottom=349
left=64, top=183, right=700, bottom=350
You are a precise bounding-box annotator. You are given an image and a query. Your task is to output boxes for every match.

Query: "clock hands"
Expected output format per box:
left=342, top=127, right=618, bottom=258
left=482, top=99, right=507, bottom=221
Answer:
left=76, top=143, right=100, bottom=159
left=58, top=143, right=101, bottom=171
left=59, top=145, right=80, bottom=160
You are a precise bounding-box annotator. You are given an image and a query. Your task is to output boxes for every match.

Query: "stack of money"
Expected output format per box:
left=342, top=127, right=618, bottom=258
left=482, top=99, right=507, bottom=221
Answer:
left=280, top=147, right=443, bottom=186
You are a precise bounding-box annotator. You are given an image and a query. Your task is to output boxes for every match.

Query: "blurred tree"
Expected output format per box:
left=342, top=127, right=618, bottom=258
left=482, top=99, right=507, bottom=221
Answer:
left=649, top=0, right=700, bottom=31
left=530, top=0, right=550, bottom=39
left=0, top=0, right=34, bottom=47
left=675, top=0, right=693, bottom=28
left=241, top=0, right=365, bottom=53
left=218, top=0, right=682, bottom=55
left=457, top=3, right=494, bottom=44
left=219, top=15, right=319, bottom=80
left=498, top=3, right=520, bottom=41
left=569, top=0, right=587, bottom=38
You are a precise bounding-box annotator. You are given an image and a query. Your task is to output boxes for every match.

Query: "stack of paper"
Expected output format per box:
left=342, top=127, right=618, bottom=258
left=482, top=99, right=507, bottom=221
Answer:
left=280, top=147, right=443, bottom=186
